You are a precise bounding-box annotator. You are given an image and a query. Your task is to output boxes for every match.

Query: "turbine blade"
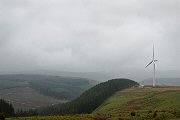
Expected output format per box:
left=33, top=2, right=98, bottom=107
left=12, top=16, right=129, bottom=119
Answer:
left=145, top=60, right=153, bottom=68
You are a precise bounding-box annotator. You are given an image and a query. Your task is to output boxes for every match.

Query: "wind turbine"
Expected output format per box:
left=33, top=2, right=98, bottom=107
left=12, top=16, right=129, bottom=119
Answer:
left=145, top=45, right=158, bottom=87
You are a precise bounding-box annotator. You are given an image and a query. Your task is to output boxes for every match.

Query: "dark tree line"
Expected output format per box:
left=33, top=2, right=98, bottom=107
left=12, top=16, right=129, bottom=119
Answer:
left=15, top=109, right=38, bottom=117
left=39, top=79, right=138, bottom=115
left=11, top=79, right=138, bottom=117
left=0, top=99, right=14, bottom=117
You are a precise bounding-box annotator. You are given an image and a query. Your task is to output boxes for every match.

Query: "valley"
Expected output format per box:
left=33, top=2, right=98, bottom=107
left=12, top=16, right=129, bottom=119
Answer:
left=0, top=74, right=97, bottom=111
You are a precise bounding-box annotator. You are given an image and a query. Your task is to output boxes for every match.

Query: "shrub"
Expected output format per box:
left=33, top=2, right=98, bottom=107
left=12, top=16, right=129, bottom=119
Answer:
left=0, top=113, right=5, bottom=120
left=148, top=110, right=152, bottom=113
left=130, top=111, right=136, bottom=116
left=174, top=109, right=180, bottom=118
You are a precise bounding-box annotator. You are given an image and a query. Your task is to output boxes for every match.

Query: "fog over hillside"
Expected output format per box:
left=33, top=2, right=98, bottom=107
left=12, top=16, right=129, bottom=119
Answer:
left=0, top=0, right=180, bottom=80
left=0, top=70, right=180, bottom=82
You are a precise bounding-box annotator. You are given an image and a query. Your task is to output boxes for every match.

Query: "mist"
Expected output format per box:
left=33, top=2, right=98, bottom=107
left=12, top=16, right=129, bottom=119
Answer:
left=1, top=0, right=180, bottom=81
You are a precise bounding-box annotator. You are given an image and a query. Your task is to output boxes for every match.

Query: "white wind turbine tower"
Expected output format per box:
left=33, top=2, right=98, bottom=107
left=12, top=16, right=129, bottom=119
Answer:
left=145, top=45, right=158, bottom=87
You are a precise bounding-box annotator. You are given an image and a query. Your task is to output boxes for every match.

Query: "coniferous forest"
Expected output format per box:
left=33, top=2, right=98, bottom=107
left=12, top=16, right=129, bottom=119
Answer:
left=39, top=79, right=138, bottom=115
left=0, top=99, right=14, bottom=117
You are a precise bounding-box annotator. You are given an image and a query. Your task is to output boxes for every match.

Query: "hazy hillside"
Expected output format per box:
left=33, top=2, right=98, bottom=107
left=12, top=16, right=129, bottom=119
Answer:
left=0, top=70, right=111, bottom=82
left=39, top=79, right=138, bottom=115
left=141, top=78, right=180, bottom=86
left=2, top=70, right=180, bottom=82
left=0, top=74, right=97, bottom=110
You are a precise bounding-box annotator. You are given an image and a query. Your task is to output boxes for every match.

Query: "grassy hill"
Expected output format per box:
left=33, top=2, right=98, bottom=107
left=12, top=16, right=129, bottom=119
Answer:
left=0, top=74, right=97, bottom=110
left=94, top=86, right=180, bottom=119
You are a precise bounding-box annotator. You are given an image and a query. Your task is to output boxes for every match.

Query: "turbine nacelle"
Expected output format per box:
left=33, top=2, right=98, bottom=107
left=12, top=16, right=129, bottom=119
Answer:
left=154, top=60, right=158, bottom=62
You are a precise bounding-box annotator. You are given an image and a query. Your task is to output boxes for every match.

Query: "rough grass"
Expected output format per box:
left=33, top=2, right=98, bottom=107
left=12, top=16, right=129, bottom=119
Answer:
left=94, top=86, right=180, bottom=119
left=7, top=115, right=90, bottom=120
left=7, top=114, right=112, bottom=120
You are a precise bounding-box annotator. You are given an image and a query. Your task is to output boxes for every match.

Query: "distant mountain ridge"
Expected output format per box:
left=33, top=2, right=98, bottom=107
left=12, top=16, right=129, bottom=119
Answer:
left=140, top=78, right=180, bottom=86
left=1, top=69, right=180, bottom=82
left=0, top=70, right=111, bottom=82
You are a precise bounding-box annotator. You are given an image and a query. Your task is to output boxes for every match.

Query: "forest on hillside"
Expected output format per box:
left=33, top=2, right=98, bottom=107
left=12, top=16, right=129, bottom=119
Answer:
left=0, top=99, right=14, bottom=117
left=39, top=79, right=138, bottom=115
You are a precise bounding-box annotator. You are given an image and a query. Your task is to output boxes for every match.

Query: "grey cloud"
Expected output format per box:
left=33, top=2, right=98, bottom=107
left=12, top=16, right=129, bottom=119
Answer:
left=0, top=0, right=180, bottom=77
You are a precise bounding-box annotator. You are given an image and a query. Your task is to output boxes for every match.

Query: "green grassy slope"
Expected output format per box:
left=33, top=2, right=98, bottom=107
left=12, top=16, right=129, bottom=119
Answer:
left=94, top=87, right=180, bottom=119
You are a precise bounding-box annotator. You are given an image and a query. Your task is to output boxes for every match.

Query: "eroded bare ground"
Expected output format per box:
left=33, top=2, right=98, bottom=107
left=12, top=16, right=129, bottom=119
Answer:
left=115, top=86, right=180, bottom=112
left=0, top=87, right=65, bottom=111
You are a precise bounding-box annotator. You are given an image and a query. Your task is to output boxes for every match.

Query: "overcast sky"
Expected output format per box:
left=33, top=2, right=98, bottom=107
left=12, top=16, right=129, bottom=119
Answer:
left=0, top=0, right=180, bottom=73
